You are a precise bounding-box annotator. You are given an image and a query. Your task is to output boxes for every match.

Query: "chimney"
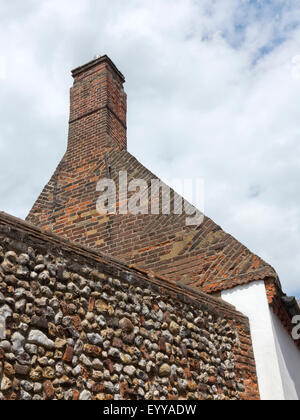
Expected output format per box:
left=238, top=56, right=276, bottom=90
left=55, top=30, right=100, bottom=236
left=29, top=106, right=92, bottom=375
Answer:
left=27, top=55, right=127, bottom=229
left=68, top=55, right=127, bottom=164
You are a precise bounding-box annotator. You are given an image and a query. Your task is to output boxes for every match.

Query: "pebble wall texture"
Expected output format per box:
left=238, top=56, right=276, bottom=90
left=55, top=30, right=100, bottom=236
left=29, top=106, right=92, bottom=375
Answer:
left=0, top=213, right=260, bottom=400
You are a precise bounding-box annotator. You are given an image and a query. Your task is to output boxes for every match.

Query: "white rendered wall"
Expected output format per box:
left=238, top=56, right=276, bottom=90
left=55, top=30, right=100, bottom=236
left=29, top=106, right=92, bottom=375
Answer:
left=221, top=281, right=285, bottom=400
left=271, top=310, right=300, bottom=400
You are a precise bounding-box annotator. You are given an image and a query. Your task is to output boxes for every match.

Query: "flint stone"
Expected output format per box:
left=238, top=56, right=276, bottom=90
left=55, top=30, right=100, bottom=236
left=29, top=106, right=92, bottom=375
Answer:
left=1, top=376, right=12, bottom=391
left=12, top=332, right=25, bottom=355
left=87, top=333, right=103, bottom=346
left=20, top=390, right=32, bottom=400
left=119, top=317, right=134, bottom=332
left=31, top=316, right=48, bottom=330
left=79, top=354, right=92, bottom=367
left=159, top=364, right=171, bottom=377
left=28, top=330, right=54, bottom=350
left=79, top=390, right=92, bottom=401
left=34, top=383, right=42, bottom=393
left=123, top=365, right=136, bottom=377
left=15, top=364, right=31, bottom=376
left=72, top=365, right=81, bottom=377
left=21, top=380, right=33, bottom=392
left=55, top=338, right=67, bottom=350
left=0, top=340, right=11, bottom=351
left=169, top=321, right=180, bottom=335
left=0, top=305, right=12, bottom=338
left=18, top=254, right=30, bottom=266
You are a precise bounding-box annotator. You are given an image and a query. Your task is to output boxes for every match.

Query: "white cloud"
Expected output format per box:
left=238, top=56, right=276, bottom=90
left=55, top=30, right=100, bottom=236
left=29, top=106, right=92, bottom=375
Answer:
left=0, top=56, right=6, bottom=80
left=0, top=0, right=299, bottom=297
left=292, top=55, right=300, bottom=80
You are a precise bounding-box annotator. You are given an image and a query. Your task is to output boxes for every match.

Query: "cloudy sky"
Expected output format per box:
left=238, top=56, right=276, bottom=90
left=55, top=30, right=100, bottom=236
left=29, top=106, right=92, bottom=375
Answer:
left=0, top=0, right=299, bottom=298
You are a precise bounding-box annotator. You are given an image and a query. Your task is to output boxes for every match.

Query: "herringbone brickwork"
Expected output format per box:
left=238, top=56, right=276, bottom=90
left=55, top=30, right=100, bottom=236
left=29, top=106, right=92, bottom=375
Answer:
left=27, top=55, right=278, bottom=295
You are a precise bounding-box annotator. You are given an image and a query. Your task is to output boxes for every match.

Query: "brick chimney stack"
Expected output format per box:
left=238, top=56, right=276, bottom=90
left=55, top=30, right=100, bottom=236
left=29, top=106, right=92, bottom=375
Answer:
left=27, top=55, right=128, bottom=232
left=68, top=55, right=127, bottom=164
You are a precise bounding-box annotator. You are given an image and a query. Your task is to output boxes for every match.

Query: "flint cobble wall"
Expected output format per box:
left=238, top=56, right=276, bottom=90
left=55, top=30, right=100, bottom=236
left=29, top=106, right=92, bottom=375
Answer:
left=0, top=213, right=259, bottom=400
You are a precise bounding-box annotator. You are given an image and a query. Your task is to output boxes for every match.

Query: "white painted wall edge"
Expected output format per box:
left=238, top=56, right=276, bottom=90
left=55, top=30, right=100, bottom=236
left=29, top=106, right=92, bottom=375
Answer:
left=271, top=309, right=300, bottom=400
left=221, top=280, right=285, bottom=400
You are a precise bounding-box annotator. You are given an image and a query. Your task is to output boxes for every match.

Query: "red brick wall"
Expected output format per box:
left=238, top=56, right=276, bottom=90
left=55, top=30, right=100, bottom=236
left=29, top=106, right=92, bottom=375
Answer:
left=26, top=56, right=278, bottom=297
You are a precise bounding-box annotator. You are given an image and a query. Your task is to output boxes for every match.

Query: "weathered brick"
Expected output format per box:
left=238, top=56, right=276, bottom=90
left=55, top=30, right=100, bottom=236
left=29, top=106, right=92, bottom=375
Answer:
left=62, top=346, right=74, bottom=363
left=43, top=380, right=55, bottom=400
